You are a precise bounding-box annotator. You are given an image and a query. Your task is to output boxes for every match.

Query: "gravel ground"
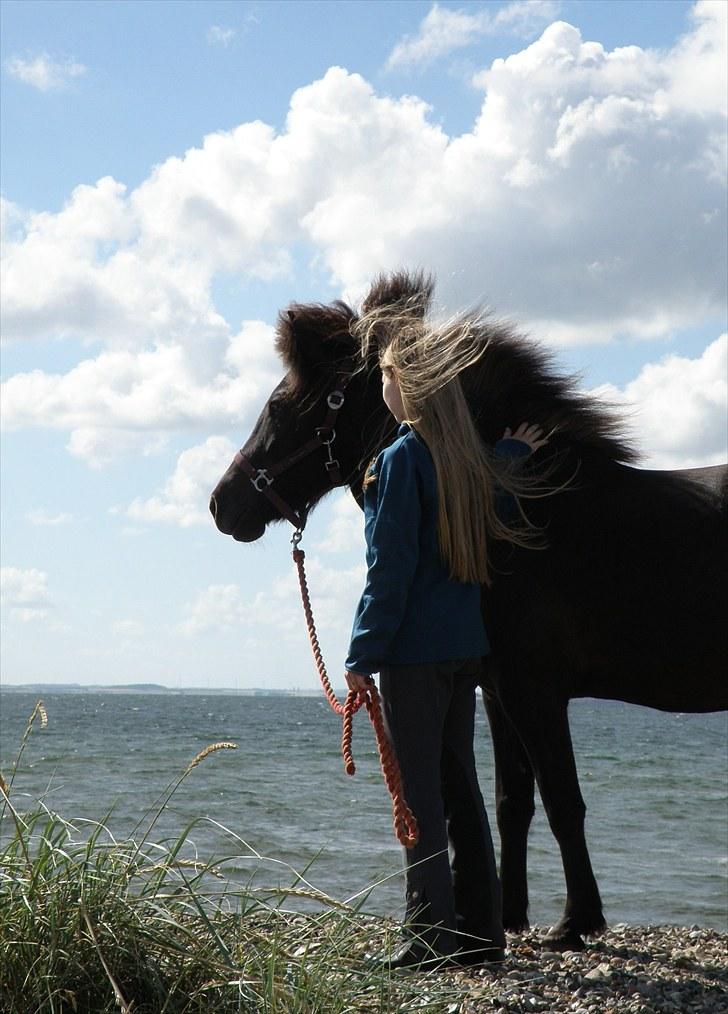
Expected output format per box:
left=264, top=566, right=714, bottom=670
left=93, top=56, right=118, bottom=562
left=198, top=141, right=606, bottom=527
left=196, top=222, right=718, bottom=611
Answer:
left=452, top=925, right=728, bottom=1014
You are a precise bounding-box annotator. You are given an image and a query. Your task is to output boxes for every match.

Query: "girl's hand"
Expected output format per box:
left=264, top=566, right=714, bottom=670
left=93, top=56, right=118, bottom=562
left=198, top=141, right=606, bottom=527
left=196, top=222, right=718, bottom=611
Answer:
left=503, top=423, right=549, bottom=452
left=345, top=670, right=375, bottom=695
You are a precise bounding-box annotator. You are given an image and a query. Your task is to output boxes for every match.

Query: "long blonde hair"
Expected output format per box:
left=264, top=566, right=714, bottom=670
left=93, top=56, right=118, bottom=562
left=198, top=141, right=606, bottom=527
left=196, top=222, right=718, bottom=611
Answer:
left=355, top=304, right=542, bottom=586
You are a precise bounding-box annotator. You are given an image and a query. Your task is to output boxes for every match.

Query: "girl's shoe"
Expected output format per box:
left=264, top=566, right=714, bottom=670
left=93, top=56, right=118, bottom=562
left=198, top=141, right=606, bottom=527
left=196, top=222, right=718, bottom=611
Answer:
left=371, top=940, right=458, bottom=971
left=454, top=945, right=507, bottom=967
left=371, top=941, right=507, bottom=972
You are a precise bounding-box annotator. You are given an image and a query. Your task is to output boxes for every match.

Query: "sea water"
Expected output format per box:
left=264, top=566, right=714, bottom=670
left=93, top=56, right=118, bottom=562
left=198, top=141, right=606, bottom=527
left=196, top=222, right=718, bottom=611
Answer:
left=1, top=691, right=726, bottom=930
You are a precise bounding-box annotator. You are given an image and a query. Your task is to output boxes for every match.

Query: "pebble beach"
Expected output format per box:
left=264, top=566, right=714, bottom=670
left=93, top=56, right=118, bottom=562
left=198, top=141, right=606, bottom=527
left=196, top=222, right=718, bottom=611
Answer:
left=452, top=925, right=727, bottom=1014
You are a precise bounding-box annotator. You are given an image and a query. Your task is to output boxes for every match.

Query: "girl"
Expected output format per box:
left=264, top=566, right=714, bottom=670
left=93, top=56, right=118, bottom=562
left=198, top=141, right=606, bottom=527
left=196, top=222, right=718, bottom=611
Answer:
left=344, top=312, right=547, bottom=971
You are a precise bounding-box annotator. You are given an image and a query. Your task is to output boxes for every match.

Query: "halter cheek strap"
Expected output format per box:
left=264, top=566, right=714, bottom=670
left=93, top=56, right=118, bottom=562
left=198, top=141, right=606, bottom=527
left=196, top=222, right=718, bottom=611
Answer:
left=234, top=374, right=350, bottom=533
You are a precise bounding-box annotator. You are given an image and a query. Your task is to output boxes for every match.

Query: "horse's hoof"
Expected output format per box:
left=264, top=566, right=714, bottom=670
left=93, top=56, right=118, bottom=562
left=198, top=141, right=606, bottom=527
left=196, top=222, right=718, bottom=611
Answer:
left=543, top=924, right=586, bottom=951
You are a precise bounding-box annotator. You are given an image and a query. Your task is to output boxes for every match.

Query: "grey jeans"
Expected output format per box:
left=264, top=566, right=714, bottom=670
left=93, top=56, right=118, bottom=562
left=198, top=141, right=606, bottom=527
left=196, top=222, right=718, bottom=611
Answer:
left=380, top=657, right=505, bottom=957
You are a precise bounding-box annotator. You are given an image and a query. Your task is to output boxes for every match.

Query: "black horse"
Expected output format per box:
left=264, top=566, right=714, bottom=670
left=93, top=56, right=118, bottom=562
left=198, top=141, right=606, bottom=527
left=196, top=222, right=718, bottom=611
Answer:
left=210, top=272, right=728, bottom=950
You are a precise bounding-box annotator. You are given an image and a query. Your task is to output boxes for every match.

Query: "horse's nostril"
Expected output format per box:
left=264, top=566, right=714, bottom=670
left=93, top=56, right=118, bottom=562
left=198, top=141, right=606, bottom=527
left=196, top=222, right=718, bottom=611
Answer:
left=209, top=494, right=218, bottom=520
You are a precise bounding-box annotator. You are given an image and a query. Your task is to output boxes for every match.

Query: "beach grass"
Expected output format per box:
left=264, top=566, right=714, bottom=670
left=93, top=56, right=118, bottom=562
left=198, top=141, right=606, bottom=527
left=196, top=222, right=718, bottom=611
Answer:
left=0, top=700, right=488, bottom=1014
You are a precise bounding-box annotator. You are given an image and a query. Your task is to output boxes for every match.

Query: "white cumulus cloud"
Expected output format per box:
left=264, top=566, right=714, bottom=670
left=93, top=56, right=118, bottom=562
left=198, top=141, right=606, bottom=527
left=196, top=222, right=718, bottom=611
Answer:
left=67, top=429, right=170, bottom=470
left=386, top=1, right=561, bottom=70
left=112, top=619, right=144, bottom=637
left=26, top=509, right=74, bottom=527
left=661, top=0, right=727, bottom=119
left=1, top=567, right=52, bottom=622
left=1, top=321, right=281, bottom=465
left=1, top=176, right=228, bottom=348
left=312, top=491, right=365, bottom=554
left=207, top=25, right=236, bottom=47
left=593, top=334, right=727, bottom=469
left=4, top=52, right=86, bottom=91
left=126, top=436, right=238, bottom=527
left=180, top=559, right=365, bottom=636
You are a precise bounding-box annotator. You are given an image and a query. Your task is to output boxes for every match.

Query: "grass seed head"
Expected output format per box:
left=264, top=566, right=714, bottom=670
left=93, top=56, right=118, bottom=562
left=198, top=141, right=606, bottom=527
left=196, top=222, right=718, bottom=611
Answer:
left=30, top=699, right=48, bottom=729
left=185, top=741, right=238, bottom=773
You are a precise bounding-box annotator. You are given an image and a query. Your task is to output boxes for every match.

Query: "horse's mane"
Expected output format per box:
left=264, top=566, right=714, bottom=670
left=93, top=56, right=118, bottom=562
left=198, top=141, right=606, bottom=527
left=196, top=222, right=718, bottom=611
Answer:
left=465, top=316, right=639, bottom=463
left=275, top=272, right=638, bottom=464
left=364, top=271, right=639, bottom=464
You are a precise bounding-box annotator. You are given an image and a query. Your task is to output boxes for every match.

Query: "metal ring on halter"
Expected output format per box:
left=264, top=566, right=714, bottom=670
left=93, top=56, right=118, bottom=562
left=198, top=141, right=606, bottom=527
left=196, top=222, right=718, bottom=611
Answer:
left=316, top=427, right=336, bottom=445
left=327, top=391, right=345, bottom=410
left=251, top=469, right=274, bottom=491
left=291, top=529, right=303, bottom=547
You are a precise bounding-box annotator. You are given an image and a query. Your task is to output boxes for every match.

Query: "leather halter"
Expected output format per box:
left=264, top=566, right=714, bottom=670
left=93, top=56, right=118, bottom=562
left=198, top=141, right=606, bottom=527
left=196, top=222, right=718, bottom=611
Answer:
left=233, top=373, right=350, bottom=535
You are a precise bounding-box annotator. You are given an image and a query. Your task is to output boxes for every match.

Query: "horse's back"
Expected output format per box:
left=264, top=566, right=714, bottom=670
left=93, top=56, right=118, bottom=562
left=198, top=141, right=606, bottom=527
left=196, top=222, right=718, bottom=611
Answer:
left=492, top=454, right=728, bottom=713
left=651, top=461, right=727, bottom=513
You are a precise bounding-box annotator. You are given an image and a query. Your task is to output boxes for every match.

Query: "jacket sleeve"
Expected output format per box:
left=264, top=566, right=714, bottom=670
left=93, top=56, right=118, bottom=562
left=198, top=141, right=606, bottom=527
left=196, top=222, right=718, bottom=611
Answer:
left=493, top=437, right=532, bottom=462
left=345, top=444, right=422, bottom=676
left=492, top=437, right=532, bottom=523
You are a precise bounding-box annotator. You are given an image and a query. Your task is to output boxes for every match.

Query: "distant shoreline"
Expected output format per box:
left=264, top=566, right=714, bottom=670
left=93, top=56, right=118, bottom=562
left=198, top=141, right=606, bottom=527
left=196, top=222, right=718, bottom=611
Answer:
left=0, top=682, right=325, bottom=696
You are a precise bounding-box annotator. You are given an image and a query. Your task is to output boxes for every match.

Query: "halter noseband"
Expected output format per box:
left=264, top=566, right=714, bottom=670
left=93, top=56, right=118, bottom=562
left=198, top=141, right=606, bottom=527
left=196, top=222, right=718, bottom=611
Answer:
left=234, top=373, right=350, bottom=537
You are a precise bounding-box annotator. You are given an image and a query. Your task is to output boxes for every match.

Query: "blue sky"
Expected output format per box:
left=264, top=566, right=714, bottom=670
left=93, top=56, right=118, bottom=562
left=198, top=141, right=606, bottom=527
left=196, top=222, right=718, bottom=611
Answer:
left=1, top=0, right=726, bottom=688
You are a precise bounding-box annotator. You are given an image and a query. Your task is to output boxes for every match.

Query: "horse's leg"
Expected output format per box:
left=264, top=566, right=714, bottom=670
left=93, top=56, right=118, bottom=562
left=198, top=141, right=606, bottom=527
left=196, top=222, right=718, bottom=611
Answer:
left=481, top=687, right=535, bottom=933
left=496, top=684, right=606, bottom=950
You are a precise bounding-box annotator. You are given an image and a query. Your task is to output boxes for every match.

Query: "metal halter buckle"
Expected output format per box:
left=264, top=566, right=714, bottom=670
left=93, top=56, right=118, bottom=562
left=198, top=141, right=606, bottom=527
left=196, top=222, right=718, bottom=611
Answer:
left=327, top=390, right=345, bottom=410
left=251, top=468, right=274, bottom=491
left=325, top=458, right=341, bottom=472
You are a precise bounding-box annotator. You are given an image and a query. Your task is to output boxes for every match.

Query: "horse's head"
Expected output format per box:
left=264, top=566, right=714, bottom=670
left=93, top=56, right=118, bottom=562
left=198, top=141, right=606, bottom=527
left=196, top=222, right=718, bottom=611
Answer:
left=210, top=273, right=433, bottom=542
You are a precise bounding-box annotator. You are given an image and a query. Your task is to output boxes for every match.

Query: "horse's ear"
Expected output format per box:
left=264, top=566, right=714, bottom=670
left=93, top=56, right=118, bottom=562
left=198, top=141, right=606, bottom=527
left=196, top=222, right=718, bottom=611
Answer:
left=276, top=302, right=356, bottom=371
left=361, top=270, right=435, bottom=317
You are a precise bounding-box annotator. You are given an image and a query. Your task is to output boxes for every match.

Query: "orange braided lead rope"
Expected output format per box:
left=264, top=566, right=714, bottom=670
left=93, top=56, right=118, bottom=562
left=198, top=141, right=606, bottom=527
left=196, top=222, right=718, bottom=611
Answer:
left=292, top=544, right=419, bottom=848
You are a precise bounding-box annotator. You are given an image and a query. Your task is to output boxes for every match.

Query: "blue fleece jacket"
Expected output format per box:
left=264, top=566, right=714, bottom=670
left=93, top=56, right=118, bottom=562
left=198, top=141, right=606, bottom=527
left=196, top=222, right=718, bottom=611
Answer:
left=345, top=424, right=531, bottom=676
